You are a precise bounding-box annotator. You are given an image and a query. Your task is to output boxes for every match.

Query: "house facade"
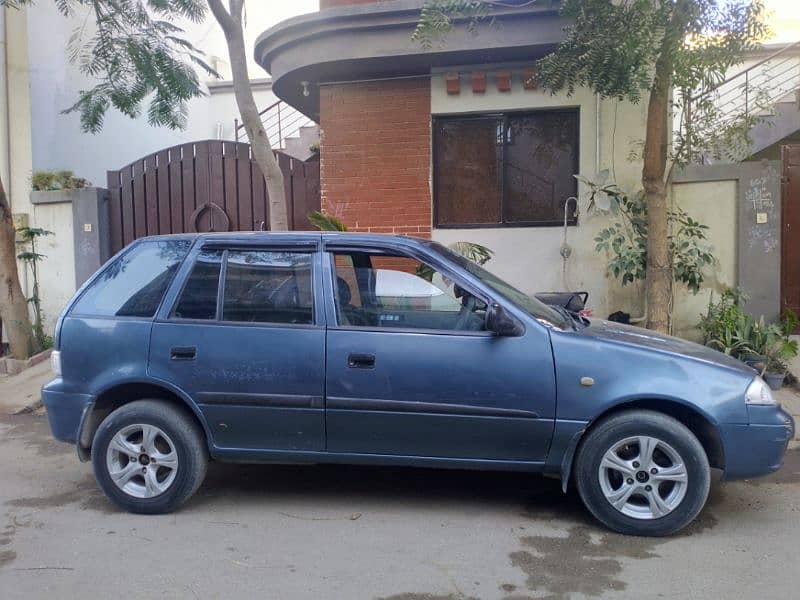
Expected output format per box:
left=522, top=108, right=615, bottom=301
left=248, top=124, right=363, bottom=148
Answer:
left=256, top=0, right=800, bottom=335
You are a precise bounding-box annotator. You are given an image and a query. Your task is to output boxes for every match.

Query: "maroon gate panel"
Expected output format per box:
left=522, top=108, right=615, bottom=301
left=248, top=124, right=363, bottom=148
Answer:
left=106, top=140, right=320, bottom=253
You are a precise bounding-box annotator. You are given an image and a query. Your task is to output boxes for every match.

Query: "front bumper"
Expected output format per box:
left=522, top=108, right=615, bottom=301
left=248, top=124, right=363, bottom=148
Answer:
left=720, top=405, right=795, bottom=480
left=41, top=378, right=93, bottom=444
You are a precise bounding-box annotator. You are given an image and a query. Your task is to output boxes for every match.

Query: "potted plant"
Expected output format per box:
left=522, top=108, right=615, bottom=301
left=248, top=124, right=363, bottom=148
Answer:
left=739, top=315, right=769, bottom=367
left=758, top=312, right=799, bottom=390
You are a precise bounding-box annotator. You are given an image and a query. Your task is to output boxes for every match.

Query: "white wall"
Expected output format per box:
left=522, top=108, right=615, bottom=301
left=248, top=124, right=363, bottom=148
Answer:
left=25, top=3, right=280, bottom=186
left=430, top=67, right=648, bottom=321
left=671, top=180, right=739, bottom=341
left=30, top=200, right=75, bottom=334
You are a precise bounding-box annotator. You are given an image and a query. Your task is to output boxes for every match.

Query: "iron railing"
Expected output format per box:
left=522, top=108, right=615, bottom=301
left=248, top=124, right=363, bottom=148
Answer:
left=686, top=40, right=800, bottom=129
left=234, top=100, right=315, bottom=149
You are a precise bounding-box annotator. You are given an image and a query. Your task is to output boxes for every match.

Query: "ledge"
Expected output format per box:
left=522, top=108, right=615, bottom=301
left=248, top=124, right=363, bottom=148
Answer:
left=254, top=0, right=567, bottom=119
left=30, top=187, right=107, bottom=205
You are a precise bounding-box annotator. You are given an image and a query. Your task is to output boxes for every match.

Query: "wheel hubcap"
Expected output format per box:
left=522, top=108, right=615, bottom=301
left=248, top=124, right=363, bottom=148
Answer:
left=598, top=435, right=688, bottom=520
left=106, top=424, right=178, bottom=499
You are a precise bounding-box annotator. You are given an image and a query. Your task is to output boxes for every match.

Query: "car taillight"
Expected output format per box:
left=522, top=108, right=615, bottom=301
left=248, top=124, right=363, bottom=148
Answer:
left=50, top=350, right=61, bottom=377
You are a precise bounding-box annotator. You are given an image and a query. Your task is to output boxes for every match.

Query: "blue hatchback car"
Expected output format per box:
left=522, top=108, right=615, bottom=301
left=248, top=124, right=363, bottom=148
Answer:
left=43, top=232, right=794, bottom=536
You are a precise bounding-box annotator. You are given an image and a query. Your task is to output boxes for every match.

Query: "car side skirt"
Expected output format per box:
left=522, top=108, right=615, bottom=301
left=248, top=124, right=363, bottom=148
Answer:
left=210, top=446, right=547, bottom=472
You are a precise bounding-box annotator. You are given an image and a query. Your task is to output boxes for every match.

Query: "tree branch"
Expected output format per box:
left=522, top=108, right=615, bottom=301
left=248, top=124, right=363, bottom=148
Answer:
left=229, top=0, right=244, bottom=22
left=206, top=0, right=236, bottom=36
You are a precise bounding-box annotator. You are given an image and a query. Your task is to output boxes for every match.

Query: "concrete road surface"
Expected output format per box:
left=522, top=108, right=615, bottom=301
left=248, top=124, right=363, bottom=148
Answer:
left=0, top=409, right=798, bottom=600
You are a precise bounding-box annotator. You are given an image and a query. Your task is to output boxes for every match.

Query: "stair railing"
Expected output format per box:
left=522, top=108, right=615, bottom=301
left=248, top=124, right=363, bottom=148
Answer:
left=682, top=40, right=800, bottom=162
left=234, top=100, right=315, bottom=149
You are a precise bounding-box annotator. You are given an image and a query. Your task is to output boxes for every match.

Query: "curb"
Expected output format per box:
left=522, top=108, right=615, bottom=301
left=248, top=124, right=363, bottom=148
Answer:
left=0, top=349, right=52, bottom=377
left=13, top=398, right=44, bottom=416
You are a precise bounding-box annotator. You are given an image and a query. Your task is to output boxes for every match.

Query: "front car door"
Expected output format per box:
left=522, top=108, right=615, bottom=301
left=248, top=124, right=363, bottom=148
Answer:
left=149, top=239, right=327, bottom=454
left=322, top=239, right=556, bottom=463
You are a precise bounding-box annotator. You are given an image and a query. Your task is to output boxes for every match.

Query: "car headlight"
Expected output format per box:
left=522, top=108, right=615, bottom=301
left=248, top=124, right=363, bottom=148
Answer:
left=50, top=350, right=61, bottom=377
left=745, top=377, right=777, bottom=406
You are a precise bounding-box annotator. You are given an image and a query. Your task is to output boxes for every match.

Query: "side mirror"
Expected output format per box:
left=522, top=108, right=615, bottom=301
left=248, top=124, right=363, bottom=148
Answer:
left=486, top=303, right=524, bottom=337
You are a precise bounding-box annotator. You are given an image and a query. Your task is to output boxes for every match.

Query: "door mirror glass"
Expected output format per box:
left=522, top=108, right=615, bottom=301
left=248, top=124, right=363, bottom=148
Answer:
left=485, top=303, right=523, bottom=336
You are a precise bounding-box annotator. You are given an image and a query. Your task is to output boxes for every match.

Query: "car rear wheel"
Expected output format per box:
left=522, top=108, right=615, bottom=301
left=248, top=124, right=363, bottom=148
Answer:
left=92, top=400, right=207, bottom=514
left=574, top=410, right=710, bottom=536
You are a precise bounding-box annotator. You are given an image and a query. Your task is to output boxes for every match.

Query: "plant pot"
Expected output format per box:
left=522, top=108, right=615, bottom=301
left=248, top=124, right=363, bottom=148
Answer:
left=763, top=372, right=786, bottom=390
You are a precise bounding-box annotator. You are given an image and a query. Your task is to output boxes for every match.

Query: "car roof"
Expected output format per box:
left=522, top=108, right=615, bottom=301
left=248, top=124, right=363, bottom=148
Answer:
left=135, top=231, right=434, bottom=250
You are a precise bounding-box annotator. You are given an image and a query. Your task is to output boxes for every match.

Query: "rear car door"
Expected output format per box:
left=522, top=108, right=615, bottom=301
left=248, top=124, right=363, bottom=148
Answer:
left=149, top=240, right=326, bottom=452
left=323, top=242, right=556, bottom=462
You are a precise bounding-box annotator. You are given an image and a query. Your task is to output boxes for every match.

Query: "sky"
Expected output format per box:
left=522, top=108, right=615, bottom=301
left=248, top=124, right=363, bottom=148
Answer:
left=183, top=1, right=320, bottom=79
left=766, top=0, right=800, bottom=43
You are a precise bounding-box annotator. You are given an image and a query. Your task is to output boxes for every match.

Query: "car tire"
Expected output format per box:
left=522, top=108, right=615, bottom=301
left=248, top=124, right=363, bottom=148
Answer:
left=574, top=409, right=710, bottom=536
left=91, top=400, right=208, bottom=514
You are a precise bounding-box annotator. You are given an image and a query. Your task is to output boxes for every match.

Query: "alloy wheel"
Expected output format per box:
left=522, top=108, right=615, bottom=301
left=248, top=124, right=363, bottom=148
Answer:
left=106, top=424, right=179, bottom=499
left=598, top=435, right=688, bottom=520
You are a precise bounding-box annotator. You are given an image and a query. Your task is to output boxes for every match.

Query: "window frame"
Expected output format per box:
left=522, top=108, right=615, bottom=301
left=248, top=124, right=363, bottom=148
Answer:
left=325, top=246, right=495, bottom=337
left=432, top=108, right=580, bottom=229
left=164, top=244, right=320, bottom=329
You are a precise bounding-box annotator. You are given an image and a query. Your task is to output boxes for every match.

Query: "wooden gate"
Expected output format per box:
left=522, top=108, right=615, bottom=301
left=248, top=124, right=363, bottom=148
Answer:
left=106, top=140, right=320, bottom=253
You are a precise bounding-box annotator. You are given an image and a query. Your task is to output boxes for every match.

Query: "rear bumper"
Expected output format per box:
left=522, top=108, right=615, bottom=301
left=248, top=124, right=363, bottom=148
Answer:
left=720, top=406, right=795, bottom=480
left=41, top=378, right=92, bottom=444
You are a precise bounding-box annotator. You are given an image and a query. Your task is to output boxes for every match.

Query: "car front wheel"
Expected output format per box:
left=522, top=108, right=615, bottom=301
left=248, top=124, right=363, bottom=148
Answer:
left=92, top=400, right=208, bottom=514
left=574, top=410, right=711, bottom=536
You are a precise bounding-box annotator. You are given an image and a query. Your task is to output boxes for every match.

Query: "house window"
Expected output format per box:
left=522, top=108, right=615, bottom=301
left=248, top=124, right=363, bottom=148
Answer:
left=433, top=110, right=579, bottom=228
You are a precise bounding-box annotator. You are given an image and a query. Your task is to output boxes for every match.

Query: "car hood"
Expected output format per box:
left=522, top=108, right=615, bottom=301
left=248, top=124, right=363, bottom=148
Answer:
left=576, top=318, right=756, bottom=376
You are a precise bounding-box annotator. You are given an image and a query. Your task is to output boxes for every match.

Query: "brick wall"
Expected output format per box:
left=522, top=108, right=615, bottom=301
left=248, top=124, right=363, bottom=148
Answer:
left=319, top=0, right=382, bottom=9
left=319, top=78, right=432, bottom=237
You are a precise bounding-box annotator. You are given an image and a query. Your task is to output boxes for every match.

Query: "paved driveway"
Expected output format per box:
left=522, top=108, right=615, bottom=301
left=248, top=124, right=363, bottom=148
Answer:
left=0, top=409, right=798, bottom=600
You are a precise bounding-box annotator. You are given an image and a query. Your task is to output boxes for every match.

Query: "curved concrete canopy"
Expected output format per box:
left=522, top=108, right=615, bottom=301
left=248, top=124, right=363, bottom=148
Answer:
left=254, top=0, right=568, bottom=119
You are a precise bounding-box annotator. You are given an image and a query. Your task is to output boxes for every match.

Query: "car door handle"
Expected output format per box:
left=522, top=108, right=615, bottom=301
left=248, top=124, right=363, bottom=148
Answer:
left=170, top=346, right=197, bottom=361
left=347, top=353, right=375, bottom=369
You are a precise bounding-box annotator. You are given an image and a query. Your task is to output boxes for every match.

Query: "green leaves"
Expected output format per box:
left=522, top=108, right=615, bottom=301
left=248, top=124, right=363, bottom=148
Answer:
left=308, top=211, right=348, bottom=232
left=447, top=241, right=493, bottom=266
left=31, top=170, right=90, bottom=191
left=412, top=0, right=492, bottom=49
left=588, top=178, right=715, bottom=294
left=700, top=291, right=799, bottom=371
left=1, top=1, right=218, bottom=133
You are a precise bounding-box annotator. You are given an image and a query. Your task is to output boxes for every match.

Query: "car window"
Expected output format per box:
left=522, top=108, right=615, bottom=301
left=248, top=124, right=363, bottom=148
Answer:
left=172, top=249, right=223, bottom=320
left=332, top=252, right=486, bottom=331
left=72, top=240, right=191, bottom=318
left=429, top=241, right=569, bottom=329
left=222, top=250, right=314, bottom=324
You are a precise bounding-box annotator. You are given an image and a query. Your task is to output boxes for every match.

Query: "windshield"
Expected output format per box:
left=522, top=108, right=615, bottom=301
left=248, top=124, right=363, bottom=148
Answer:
left=428, top=242, right=570, bottom=329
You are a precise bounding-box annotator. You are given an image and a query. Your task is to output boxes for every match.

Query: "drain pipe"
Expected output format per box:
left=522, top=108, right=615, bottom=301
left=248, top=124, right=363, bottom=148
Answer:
left=595, top=93, right=600, bottom=174
left=560, top=197, right=579, bottom=290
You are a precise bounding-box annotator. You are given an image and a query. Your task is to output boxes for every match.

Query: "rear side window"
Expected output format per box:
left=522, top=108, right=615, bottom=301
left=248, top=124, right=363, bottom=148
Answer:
left=72, top=240, right=191, bottom=318
left=222, top=250, right=313, bottom=324
left=172, top=249, right=223, bottom=320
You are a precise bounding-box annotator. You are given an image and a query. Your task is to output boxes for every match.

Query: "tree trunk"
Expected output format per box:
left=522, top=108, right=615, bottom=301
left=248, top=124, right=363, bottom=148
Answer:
left=641, top=2, right=690, bottom=334
left=642, top=55, right=672, bottom=333
left=0, top=176, right=36, bottom=359
left=207, top=0, right=288, bottom=231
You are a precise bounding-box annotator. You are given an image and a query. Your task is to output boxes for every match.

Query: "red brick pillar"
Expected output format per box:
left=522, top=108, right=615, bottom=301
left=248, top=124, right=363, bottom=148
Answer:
left=319, top=78, right=432, bottom=237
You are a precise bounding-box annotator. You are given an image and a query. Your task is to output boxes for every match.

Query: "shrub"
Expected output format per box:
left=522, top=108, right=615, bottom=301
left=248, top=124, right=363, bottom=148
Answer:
left=31, top=170, right=91, bottom=191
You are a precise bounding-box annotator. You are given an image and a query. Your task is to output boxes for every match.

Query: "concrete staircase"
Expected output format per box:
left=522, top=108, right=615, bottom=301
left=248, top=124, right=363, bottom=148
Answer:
left=235, top=101, right=318, bottom=161
left=282, top=124, right=320, bottom=162
left=749, top=94, right=800, bottom=157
